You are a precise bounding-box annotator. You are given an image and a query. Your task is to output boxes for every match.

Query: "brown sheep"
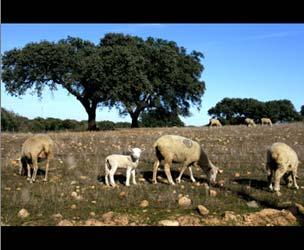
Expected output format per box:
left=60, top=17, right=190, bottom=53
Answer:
left=19, top=134, right=54, bottom=183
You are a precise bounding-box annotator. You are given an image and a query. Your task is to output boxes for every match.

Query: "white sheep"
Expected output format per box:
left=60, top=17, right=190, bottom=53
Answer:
left=19, top=134, right=54, bottom=183
left=152, top=135, right=223, bottom=186
left=266, top=142, right=299, bottom=195
left=245, top=118, right=256, bottom=127
left=104, top=147, right=144, bottom=187
left=261, top=118, right=273, bottom=126
left=209, top=119, right=222, bottom=127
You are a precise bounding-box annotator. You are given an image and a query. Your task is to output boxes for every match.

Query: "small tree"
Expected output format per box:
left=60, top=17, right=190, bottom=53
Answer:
left=140, top=108, right=184, bottom=127
left=300, top=105, right=304, bottom=117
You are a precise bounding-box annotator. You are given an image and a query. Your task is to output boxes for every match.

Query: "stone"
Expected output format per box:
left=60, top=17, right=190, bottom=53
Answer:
left=177, top=215, right=201, bottom=226
left=18, top=209, right=30, bottom=219
left=247, top=200, right=259, bottom=208
left=178, top=196, right=192, bottom=207
left=158, top=220, right=179, bottom=226
left=58, top=220, right=73, bottom=226
left=140, top=200, right=149, bottom=208
left=209, top=189, right=217, bottom=197
left=197, top=205, right=209, bottom=216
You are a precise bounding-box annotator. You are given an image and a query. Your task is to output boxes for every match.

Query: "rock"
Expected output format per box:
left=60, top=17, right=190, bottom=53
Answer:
left=18, top=209, right=30, bottom=219
left=218, top=180, right=225, bottom=187
left=203, top=217, right=222, bottom=226
left=90, top=212, right=96, bottom=217
left=58, top=220, right=74, bottom=226
left=4, top=187, right=11, bottom=191
left=140, top=200, right=149, bottom=208
left=158, top=220, right=179, bottom=226
left=70, top=181, right=77, bottom=185
left=119, top=192, right=126, bottom=198
left=243, top=209, right=297, bottom=226
left=84, top=219, right=104, bottom=226
left=138, top=178, right=146, bottom=182
left=16, top=187, right=21, bottom=191
left=102, top=211, right=114, bottom=223
left=178, top=194, right=183, bottom=198
left=71, top=204, right=77, bottom=209
left=114, top=215, right=129, bottom=226
left=197, top=205, right=209, bottom=216
left=247, top=200, right=259, bottom=208
left=52, top=213, right=63, bottom=220
left=235, top=173, right=240, bottom=177
left=178, top=196, right=192, bottom=207
left=71, top=191, right=78, bottom=198
left=209, top=189, right=217, bottom=197
left=91, top=200, right=97, bottom=204
left=80, top=175, right=88, bottom=180
left=223, top=211, right=237, bottom=222
left=177, top=215, right=201, bottom=226
left=181, top=185, right=185, bottom=189
left=295, top=203, right=304, bottom=215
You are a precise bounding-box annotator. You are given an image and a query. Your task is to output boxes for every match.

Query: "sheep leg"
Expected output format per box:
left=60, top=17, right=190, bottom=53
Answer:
left=152, top=160, right=160, bottom=184
left=105, top=161, right=110, bottom=186
left=164, top=162, right=175, bottom=185
left=31, top=157, right=39, bottom=183
left=126, top=168, right=131, bottom=186
left=176, top=164, right=187, bottom=184
left=109, top=165, right=117, bottom=187
left=188, top=166, right=196, bottom=183
left=267, top=169, right=274, bottom=191
left=131, top=169, right=137, bottom=185
left=44, top=155, right=49, bottom=182
left=291, top=170, right=299, bottom=190
left=273, top=168, right=285, bottom=194
left=27, top=163, right=32, bottom=181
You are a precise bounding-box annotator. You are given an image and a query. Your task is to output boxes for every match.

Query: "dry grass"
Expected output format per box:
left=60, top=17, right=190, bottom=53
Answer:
left=1, top=122, right=304, bottom=226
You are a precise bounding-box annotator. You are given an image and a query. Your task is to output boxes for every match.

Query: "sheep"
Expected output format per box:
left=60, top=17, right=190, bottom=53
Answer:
left=19, top=134, right=54, bottom=183
left=261, top=118, right=273, bottom=126
left=266, top=142, right=300, bottom=195
left=209, top=118, right=222, bottom=127
left=152, top=135, right=223, bottom=186
left=104, top=147, right=144, bottom=187
left=245, top=118, right=256, bottom=127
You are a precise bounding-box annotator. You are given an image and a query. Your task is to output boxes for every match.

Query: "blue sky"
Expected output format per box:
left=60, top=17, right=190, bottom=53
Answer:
left=1, top=24, right=304, bottom=126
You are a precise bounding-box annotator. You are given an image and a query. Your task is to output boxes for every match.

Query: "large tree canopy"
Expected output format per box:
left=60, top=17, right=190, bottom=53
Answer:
left=208, top=98, right=301, bottom=125
left=99, top=33, right=205, bottom=127
left=2, top=34, right=205, bottom=129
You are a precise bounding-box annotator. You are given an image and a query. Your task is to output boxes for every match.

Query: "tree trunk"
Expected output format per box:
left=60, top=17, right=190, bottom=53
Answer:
left=87, top=108, right=98, bottom=131
left=130, top=112, right=140, bottom=128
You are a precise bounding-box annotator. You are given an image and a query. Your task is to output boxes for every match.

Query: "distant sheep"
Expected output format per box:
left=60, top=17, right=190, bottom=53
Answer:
left=266, top=142, right=299, bottom=195
left=209, top=119, right=222, bottom=127
left=261, top=118, right=272, bottom=126
left=19, top=134, right=54, bottom=183
left=152, top=135, right=223, bottom=186
left=104, top=147, right=144, bottom=187
left=245, top=118, right=256, bottom=127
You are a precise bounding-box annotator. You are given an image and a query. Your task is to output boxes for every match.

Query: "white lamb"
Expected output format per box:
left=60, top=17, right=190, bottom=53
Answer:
left=261, top=118, right=273, bottom=126
left=104, top=147, right=144, bottom=187
left=266, top=142, right=300, bottom=195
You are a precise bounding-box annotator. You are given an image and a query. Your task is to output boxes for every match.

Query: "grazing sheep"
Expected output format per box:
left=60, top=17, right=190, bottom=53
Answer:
left=266, top=142, right=299, bottom=195
left=261, top=118, right=273, bottom=126
left=245, top=118, right=256, bottom=127
left=19, top=134, right=54, bottom=183
left=104, top=147, right=144, bottom=187
left=152, top=135, right=223, bottom=186
left=209, top=119, right=222, bottom=127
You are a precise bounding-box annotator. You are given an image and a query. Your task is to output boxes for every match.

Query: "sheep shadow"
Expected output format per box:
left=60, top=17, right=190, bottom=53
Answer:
left=97, top=174, right=127, bottom=185
left=20, top=168, right=46, bottom=176
left=233, top=178, right=269, bottom=191
left=141, top=170, right=209, bottom=184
